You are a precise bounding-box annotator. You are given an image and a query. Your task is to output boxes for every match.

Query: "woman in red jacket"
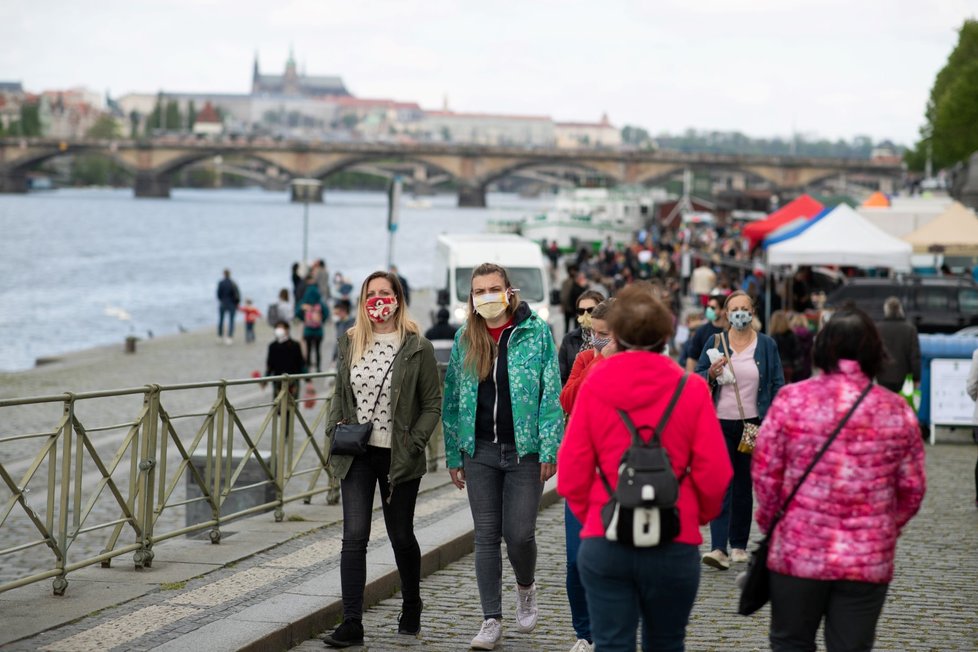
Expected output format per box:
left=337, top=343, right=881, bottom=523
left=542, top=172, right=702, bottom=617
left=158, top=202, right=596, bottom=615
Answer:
left=753, top=308, right=925, bottom=652
left=558, top=285, right=732, bottom=652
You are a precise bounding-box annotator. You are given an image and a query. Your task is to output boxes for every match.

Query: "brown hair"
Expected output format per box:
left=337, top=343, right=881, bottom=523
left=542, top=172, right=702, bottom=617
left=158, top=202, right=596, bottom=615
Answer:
left=462, top=263, right=519, bottom=380
left=608, top=285, right=674, bottom=351
left=348, top=271, right=419, bottom=363
left=723, top=290, right=753, bottom=310
left=577, top=290, right=605, bottom=308
left=591, top=298, right=615, bottom=321
left=768, top=310, right=791, bottom=335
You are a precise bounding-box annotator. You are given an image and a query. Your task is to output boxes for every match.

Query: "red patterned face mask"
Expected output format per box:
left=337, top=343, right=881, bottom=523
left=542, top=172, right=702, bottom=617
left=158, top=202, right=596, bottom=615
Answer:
left=365, top=296, right=398, bottom=323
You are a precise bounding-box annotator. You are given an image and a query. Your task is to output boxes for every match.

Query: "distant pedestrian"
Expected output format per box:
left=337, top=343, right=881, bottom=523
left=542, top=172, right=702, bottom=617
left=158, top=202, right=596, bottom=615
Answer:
left=695, top=290, right=784, bottom=571
left=559, top=264, right=579, bottom=335
left=557, top=290, right=605, bottom=385
left=390, top=265, right=411, bottom=306
left=296, top=284, right=328, bottom=373
left=442, top=263, right=562, bottom=650
left=322, top=271, right=441, bottom=648
left=424, top=307, right=458, bottom=342
left=265, top=320, right=306, bottom=402
left=238, top=299, right=261, bottom=344
left=754, top=308, right=925, bottom=652
left=291, top=262, right=306, bottom=304
left=682, top=292, right=725, bottom=372
left=558, top=285, right=732, bottom=652
left=267, top=288, right=292, bottom=328
left=875, top=296, right=921, bottom=393
left=216, top=268, right=240, bottom=345
left=689, top=262, right=716, bottom=306
left=332, top=299, right=355, bottom=364
left=769, top=310, right=801, bottom=383
left=334, top=271, right=354, bottom=300
left=964, top=349, right=978, bottom=509
left=313, top=259, right=332, bottom=301
left=790, top=313, right=815, bottom=381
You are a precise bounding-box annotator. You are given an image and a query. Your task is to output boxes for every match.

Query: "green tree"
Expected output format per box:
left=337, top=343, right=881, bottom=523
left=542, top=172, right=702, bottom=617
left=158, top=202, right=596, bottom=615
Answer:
left=908, top=20, right=978, bottom=170
left=19, top=103, right=42, bottom=136
left=165, top=100, right=182, bottom=131
left=187, top=101, right=197, bottom=129
left=85, top=114, right=121, bottom=139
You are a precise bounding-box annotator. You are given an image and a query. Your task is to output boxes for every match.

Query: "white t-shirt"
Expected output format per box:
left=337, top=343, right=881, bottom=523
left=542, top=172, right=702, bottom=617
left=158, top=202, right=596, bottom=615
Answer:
left=350, top=331, right=401, bottom=448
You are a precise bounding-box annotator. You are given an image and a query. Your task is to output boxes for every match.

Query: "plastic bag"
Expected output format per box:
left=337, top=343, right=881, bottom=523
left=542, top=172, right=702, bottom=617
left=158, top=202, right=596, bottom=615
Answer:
left=707, top=348, right=736, bottom=385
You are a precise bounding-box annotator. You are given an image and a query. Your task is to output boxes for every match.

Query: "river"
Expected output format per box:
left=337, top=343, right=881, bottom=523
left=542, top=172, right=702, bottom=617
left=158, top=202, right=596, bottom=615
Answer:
left=0, top=188, right=550, bottom=372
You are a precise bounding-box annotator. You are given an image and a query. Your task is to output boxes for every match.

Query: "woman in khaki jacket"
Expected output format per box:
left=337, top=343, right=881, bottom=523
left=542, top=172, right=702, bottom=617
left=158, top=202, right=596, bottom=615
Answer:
left=323, top=271, right=442, bottom=648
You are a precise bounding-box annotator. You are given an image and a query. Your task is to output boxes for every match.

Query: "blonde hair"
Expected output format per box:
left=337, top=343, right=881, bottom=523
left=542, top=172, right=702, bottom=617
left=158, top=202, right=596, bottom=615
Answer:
left=769, top=310, right=791, bottom=335
left=462, top=263, right=519, bottom=380
left=347, top=271, right=419, bottom=364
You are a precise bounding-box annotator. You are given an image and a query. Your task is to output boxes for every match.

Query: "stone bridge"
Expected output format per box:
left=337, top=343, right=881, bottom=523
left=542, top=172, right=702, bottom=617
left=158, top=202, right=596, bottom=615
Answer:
left=0, top=138, right=903, bottom=206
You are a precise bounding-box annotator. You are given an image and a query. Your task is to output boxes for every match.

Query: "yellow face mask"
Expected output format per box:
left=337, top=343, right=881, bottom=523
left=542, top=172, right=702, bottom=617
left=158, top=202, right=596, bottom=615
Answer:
left=577, top=311, right=593, bottom=330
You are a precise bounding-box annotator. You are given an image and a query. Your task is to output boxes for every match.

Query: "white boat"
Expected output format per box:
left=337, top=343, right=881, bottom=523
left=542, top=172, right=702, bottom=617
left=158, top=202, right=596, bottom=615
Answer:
left=516, top=187, right=665, bottom=250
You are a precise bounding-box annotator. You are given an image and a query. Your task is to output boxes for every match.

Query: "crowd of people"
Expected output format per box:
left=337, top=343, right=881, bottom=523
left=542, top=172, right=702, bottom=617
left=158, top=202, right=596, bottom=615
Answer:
left=308, top=244, right=934, bottom=652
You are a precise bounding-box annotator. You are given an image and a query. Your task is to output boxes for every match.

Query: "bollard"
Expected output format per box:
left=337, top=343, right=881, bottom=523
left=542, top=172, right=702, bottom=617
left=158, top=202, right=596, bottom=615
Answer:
left=125, top=336, right=138, bottom=354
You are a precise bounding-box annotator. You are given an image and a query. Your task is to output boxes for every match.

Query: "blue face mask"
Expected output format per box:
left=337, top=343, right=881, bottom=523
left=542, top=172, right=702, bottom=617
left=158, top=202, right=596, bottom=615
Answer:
left=705, top=307, right=718, bottom=322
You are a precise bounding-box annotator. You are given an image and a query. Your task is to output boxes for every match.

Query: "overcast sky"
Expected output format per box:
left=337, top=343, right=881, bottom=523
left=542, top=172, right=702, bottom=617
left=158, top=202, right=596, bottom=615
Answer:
left=1, top=0, right=973, bottom=144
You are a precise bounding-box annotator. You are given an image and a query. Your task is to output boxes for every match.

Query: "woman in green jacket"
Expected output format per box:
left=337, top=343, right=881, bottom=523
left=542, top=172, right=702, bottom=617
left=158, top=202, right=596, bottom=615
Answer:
left=323, top=271, right=442, bottom=648
left=442, top=262, right=563, bottom=650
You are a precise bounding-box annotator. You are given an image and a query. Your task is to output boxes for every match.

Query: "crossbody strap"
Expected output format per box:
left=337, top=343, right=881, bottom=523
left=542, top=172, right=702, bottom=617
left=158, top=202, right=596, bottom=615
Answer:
left=765, top=382, right=873, bottom=538
left=598, top=373, right=689, bottom=497
left=719, top=333, right=750, bottom=423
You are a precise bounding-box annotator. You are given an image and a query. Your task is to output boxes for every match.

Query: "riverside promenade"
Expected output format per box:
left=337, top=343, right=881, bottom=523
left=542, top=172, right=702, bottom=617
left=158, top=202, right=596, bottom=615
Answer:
left=1, top=308, right=976, bottom=650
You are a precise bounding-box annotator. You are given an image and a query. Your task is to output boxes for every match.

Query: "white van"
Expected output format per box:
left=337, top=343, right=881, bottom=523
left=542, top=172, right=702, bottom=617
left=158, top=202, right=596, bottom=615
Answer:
left=434, top=233, right=552, bottom=326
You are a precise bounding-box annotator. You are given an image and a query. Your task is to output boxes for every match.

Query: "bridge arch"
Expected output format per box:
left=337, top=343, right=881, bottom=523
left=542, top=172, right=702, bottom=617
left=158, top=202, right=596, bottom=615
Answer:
left=473, top=158, right=624, bottom=189
left=308, top=154, right=460, bottom=187
left=1, top=143, right=136, bottom=175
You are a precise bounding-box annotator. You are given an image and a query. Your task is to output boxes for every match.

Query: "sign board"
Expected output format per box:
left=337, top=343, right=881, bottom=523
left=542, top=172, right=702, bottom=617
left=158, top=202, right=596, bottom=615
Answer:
left=928, top=358, right=976, bottom=427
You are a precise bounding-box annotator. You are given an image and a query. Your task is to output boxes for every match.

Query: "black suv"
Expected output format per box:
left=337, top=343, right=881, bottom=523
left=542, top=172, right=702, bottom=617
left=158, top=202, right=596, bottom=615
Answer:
left=825, top=276, right=978, bottom=333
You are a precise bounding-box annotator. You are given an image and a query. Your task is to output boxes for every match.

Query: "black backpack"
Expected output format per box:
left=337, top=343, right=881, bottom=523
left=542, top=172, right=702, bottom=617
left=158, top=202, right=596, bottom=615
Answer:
left=598, top=373, right=689, bottom=548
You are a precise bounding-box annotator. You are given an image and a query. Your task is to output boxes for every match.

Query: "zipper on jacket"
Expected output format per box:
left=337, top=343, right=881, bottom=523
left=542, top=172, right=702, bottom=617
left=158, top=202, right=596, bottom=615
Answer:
left=492, top=324, right=516, bottom=444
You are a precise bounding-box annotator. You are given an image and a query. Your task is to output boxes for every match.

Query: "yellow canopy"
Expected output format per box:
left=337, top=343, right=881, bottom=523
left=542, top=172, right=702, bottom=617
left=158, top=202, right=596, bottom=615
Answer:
left=862, top=191, right=890, bottom=207
left=903, top=201, right=978, bottom=255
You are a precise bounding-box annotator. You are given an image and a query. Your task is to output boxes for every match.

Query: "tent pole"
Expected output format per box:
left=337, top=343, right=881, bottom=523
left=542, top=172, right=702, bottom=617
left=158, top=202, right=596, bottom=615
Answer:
left=764, top=252, right=772, bottom=331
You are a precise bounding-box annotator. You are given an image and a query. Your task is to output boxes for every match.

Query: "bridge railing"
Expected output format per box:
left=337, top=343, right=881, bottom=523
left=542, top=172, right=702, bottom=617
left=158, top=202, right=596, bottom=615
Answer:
left=0, top=373, right=351, bottom=596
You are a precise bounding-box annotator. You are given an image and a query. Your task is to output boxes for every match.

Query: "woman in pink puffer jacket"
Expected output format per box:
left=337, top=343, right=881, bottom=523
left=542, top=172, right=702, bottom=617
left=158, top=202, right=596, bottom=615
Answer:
left=753, top=308, right=926, bottom=652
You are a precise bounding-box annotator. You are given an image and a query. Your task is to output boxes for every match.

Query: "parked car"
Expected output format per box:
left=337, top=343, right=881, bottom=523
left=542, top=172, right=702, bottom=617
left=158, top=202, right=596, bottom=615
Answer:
left=825, top=276, right=978, bottom=334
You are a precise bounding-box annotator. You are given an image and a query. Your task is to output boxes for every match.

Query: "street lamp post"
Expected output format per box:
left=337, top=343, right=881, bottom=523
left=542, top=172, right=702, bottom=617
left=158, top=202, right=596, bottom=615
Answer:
left=290, top=178, right=323, bottom=265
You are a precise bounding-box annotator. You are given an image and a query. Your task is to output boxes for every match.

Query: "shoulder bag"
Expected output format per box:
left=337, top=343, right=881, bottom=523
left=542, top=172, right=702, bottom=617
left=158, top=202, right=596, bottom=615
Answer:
left=329, top=356, right=396, bottom=457
left=717, top=333, right=760, bottom=453
left=738, top=382, right=873, bottom=616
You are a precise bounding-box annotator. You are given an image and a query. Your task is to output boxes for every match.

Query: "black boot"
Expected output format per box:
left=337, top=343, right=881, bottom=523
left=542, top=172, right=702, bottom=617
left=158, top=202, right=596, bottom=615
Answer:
left=397, top=598, right=423, bottom=636
left=323, top=618, right=364, bottom=648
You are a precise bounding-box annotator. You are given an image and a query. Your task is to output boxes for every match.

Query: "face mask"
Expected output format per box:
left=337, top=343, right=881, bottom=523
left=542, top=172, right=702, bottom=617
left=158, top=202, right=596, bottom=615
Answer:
left=365, top=296, right=398, bottom=323
left=593, top=336, right=611, bottom=352
left=274, top=327, right=287, bottom=340
left=705, top=307, right=718, bottom=322
left=473, top=291, right=509, bottom=320
left=729, top=309, right=753, bottom=331
left=577, top=312, right=593, bottom=329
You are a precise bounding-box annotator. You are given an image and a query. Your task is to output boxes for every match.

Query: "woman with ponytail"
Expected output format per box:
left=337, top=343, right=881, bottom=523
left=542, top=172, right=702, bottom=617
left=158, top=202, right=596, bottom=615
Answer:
left=442, top=263, right=563, bottom=650
left=323, top=271, right=442, bottom=648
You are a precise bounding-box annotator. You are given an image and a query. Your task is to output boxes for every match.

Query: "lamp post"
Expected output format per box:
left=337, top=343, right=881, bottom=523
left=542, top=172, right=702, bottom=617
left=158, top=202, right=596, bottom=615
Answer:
left=290, top=178, right=323, bottom=265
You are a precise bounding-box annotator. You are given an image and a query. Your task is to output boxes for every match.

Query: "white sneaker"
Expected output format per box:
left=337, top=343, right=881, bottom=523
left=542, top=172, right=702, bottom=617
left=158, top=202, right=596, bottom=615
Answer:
left=224, top=337, right=232, bottom=346
left=515, top=582, right=538, bottom=633
left=470, top=618, right=502, bottom=650
left=702, top=549, right=731, bottom=570
left=731, top=548, right=750, bottom=563
left=569, top=639, right=594, bottom=652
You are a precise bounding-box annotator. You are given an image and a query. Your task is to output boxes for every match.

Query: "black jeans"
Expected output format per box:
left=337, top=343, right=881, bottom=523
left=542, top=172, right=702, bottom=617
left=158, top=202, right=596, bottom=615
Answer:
left=340, top=446, right=422, bottom=620
left=709, top=419, right=755, bottom=552
left=304, top=335, right=322, bottom=372
left=769, top=571, right=889, bottom=652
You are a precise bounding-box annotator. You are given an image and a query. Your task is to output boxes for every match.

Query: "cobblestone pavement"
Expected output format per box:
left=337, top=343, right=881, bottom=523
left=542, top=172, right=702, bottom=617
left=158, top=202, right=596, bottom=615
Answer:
left=296, top=443, right=978, bottom=652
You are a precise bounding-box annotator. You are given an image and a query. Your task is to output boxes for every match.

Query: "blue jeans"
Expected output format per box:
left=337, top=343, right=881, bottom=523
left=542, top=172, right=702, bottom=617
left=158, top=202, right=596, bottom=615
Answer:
left=463, top=440, right=543, bottom=620
left=217, top=306, right=236, bottom=338
left=340, top=446, right=422, bottom=620
left=565, top=502, right=591, bottom=642
left=578, top=537, right=700, bottom=652
left=709, top=419, right=755, bottom=553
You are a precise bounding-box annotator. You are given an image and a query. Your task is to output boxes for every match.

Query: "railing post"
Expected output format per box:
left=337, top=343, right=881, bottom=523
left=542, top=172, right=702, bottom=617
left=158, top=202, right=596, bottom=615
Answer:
left=134, top=386, right=159, bottom=569
left=272, top=378, right=288, bottom=522
left=52, top=394, right=73, bottom=596
left=209, top=381, right=227, bottom=544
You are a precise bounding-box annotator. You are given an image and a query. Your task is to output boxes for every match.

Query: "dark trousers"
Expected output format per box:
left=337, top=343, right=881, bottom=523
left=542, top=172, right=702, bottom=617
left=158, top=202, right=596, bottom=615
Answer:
left=709, top=418, right=755, bottom=552
left=217, top=306, right=235, bottom=337
left=564, top=502, right=591, bottom=642
left=244, top=322, right=255, bottom=343
left=339, top=446, right=422, bottom=620
left=770, top=571, right=889, bottom=652
left=304, top=335, right=322, bottom=372
left=578, top=537, right=700, bottom=652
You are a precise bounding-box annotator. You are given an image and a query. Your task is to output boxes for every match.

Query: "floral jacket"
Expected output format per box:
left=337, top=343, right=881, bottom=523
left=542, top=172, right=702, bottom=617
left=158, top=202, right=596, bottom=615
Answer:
left=442, top=303, right=563, bottom=468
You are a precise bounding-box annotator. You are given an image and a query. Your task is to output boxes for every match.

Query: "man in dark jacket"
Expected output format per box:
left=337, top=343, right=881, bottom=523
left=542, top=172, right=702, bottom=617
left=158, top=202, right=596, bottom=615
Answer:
left=425, top=308, right=458, bottom=342
left=876, top=296, right=921, bottom=393
left=216, top=268, right=240, bottom=345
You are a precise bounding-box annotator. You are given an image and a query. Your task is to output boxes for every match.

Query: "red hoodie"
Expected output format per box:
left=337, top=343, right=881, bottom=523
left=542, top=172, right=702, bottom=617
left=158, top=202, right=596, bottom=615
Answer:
left=558, top=350, right=732, bottom=544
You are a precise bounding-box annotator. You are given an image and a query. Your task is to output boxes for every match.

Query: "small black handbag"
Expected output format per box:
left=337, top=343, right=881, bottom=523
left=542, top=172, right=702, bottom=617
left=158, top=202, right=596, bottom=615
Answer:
left=329, top=357, right=396, bottom=458
left=738, top=382, right=872, bottom=616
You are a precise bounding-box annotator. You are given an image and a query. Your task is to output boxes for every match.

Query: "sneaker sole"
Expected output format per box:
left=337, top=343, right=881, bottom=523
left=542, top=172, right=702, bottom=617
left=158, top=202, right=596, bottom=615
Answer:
left=470, top=640, right=497, bottom=650
left=322, top=636, right=365, bottom=648
left=515, top=620, right=537, bottom=633
left=701, top=556, right=730, bottom=571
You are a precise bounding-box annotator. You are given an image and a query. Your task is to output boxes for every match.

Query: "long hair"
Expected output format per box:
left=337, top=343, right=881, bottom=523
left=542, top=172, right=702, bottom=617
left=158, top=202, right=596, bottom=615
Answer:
left=462, top=263, right=519, bottom=380
left=348, top=271, right=419, bottom=364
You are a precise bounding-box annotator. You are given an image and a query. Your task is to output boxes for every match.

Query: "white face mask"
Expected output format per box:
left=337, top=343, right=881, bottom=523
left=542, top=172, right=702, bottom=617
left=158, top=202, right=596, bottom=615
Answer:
left=729, top=309, right=753, bottom=331
left=473, top=291, right=509, bottom=320
left=274, top=327, right=287, bottom=340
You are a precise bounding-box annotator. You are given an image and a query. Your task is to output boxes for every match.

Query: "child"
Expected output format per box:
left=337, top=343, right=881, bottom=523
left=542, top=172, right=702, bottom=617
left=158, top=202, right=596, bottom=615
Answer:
left=239, top=299, right=262, bottom=343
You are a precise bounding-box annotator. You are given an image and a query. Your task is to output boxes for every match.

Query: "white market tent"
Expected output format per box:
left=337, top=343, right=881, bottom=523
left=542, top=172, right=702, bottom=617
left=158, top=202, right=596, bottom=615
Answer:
left=764, top=204, right=912, bottom=271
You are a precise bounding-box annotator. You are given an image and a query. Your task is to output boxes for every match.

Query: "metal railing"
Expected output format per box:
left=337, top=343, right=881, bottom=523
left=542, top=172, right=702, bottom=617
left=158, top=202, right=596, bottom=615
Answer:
left=0, top=373, right=342, bottom=596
